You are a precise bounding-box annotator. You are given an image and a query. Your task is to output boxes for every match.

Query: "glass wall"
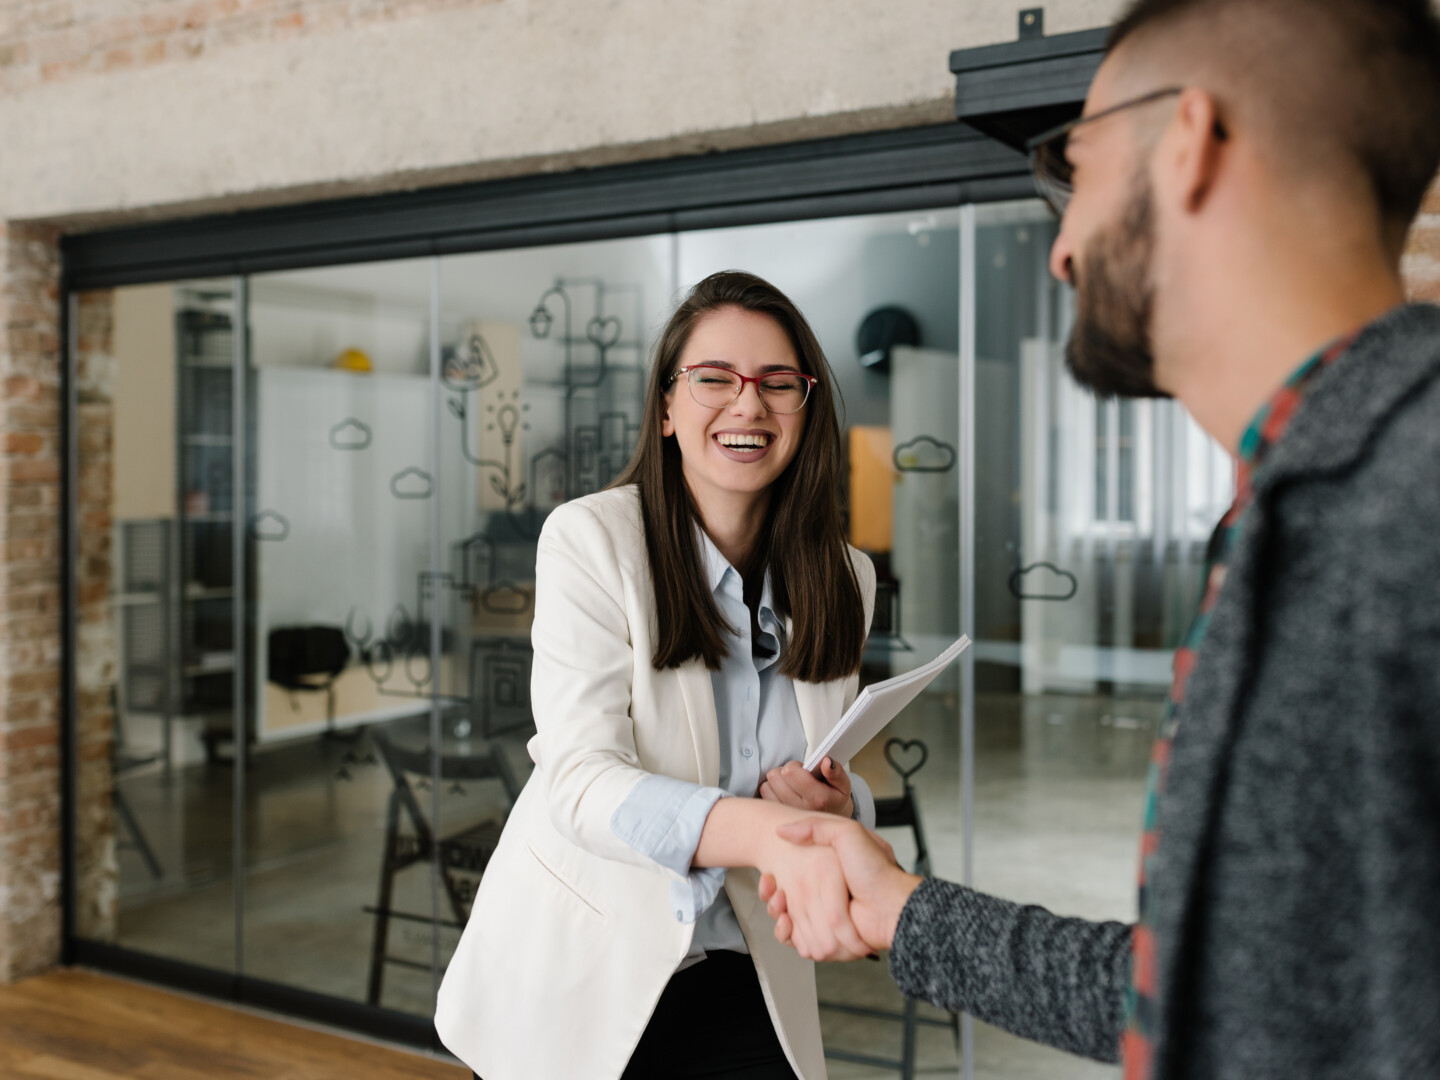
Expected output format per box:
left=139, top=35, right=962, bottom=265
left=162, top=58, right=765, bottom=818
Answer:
left=70, top=199, right=1229, bottom=1077
left=965, top=201, right=1232, bottom=1078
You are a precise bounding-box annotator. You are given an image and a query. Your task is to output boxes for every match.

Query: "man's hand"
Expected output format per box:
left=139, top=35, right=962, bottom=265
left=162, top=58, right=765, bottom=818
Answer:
left=755, top=833, right=874, bottom=963
left=759, top=758, right=853, bottom=818
left=758, top=817, right=922, bottom=958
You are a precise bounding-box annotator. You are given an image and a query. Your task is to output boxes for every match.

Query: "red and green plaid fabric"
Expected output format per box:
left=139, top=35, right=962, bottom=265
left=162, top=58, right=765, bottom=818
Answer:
left=1120, top=335, right=1356, bottom=1079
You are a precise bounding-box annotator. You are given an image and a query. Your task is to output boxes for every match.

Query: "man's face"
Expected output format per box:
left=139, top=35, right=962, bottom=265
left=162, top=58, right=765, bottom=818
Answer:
left=1067, top=168, right=1164, bottom=397
left=1048, top=66, right=1167, bottom=398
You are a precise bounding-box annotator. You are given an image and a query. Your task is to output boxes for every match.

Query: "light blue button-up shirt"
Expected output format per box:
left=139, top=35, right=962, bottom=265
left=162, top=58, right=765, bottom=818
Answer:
left=609, top=529, right=875, bottom=959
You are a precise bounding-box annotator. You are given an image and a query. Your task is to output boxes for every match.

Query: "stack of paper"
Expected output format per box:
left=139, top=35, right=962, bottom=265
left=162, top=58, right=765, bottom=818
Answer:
left=804, top=635, right=972, bottom=773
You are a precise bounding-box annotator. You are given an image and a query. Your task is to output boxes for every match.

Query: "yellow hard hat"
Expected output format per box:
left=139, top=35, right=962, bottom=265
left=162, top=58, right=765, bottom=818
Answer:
left=333, top=347, right=372, bottom=373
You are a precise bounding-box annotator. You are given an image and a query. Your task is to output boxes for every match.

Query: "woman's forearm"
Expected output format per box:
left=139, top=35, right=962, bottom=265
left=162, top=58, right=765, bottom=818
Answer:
left=698, top=796, right=876, bottom=961
left=693, top=796, right=810, bottom=872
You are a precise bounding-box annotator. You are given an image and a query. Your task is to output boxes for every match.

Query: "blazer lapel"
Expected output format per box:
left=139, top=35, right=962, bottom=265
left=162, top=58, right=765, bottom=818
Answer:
left=675, top=660, right=721, bottom=788
left=783, top=613, right=841, bottom=755
left=792, top=680, right=832, bottom=758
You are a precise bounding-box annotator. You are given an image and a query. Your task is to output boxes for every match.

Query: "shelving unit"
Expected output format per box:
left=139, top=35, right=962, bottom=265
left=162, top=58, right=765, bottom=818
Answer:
left=174, top=290, right=239, bottom=760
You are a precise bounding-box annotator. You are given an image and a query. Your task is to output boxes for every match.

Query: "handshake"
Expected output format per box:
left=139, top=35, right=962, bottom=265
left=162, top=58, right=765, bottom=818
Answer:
left=751, top=759, right=925, bottom=962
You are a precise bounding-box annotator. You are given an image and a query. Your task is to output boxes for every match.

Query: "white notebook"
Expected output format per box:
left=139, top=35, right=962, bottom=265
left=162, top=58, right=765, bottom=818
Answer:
left=804, top=635, right=972, bottom=773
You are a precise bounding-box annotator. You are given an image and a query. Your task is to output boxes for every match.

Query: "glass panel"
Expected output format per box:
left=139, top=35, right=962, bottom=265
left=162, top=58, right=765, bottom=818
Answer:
left=431, top=236, right=675, bottom=997
left=679, top=210, right=966, bottom=1072
left=968, top=200, right=1233, bottom=1077
left=73, top=280, right=239, bottom=972
left=241, top=257, right=440, bottom=1011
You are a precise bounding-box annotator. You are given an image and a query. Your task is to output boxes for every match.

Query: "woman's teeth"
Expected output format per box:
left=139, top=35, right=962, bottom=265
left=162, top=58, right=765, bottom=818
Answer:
left=716, top=433, right=771, bottom=449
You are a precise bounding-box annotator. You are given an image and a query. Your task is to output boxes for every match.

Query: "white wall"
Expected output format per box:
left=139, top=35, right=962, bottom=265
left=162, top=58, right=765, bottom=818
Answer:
left=112, top=284, right=177, bottom=521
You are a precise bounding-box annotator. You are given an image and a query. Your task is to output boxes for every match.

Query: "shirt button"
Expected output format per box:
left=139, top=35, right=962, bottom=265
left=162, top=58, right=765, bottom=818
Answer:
left=676, top=910, right=684, bottom=920
left=741, top=745, right=754, bottom=759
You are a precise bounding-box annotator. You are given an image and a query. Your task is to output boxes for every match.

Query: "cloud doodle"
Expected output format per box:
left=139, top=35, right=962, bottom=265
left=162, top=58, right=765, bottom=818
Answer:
left=893, top=435, right=958, bottom=474
left=1007, top=562, right=1079, bottom=602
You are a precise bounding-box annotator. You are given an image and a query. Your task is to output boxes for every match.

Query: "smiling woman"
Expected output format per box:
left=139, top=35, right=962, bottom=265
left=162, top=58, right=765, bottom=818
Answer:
left=435, top=271, right=879, bottom=1080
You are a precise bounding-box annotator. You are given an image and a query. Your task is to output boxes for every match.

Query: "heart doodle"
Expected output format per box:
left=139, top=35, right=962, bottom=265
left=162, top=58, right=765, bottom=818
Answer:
left=884, top=737, right=929, bottom=781
left=586, top=315, right=622, bottom=350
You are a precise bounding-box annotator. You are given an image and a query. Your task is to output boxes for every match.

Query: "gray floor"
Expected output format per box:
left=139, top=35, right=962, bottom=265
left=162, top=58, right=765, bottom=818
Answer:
left=110, top=688, right=1158, bottom=1078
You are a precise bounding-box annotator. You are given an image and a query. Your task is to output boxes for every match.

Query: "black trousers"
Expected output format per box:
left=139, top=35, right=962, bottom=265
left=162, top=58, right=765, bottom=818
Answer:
left=621, top=950, right=798, bottom=1079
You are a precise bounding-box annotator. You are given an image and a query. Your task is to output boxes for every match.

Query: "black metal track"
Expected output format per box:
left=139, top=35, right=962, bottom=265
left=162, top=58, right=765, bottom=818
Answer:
left=63, top=123, right=1031, bottom=288
left=950, top=27, right=1108, bottom=150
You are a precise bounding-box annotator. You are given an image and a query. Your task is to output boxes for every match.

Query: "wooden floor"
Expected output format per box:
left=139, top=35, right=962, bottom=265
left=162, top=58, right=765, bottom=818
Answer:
left=0, top=969, right=469, bottom=1079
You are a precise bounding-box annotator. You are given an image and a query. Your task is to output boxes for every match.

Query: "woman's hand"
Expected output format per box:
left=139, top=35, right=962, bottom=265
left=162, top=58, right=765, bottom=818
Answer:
left=692, top=798, right=870, bottom=961
left=755, top=825, right=873, bottom=962
left=759, top=758, right=853, bottom=818
left=758, top=819, right=917, bottom=959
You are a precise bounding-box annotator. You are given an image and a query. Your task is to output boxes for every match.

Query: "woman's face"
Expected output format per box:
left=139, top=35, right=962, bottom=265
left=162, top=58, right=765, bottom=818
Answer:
left=662, top=306, right=808, bottom=509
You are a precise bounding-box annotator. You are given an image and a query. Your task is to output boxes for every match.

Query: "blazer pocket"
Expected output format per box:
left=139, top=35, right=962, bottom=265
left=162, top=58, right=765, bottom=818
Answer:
left=525, top=841, right=606, bottom=922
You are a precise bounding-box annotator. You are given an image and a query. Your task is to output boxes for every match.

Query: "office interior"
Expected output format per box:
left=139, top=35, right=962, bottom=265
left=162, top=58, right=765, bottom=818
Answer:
left=73, top=200, right=1232, bottom=1079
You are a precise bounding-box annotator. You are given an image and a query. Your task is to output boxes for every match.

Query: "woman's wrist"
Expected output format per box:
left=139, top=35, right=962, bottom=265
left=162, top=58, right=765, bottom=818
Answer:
left=695, top=795, right=810, bottom=872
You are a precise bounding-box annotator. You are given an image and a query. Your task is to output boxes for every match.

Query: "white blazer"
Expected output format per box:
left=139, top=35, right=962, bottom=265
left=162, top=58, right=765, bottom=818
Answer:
left=436, top=485, right=876, bottom=1080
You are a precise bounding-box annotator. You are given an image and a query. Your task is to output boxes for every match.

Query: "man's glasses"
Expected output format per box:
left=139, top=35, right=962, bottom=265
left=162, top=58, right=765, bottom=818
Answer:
left=1026, top=87, right=1184, bottom=216
left=670, top=365, right=818, bottom=414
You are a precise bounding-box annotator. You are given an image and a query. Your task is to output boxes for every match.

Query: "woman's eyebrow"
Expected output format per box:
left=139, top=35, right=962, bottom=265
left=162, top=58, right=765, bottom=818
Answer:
left=695, top=360, right=801, bottom=373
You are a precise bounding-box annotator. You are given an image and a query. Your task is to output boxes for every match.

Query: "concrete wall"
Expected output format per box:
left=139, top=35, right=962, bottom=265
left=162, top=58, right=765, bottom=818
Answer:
left=0, top=0, right=1123, bottom=226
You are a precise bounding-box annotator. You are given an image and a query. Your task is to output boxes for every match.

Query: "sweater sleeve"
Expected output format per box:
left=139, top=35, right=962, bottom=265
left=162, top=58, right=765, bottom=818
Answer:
left=888, top=878, right=1133, bottom=1063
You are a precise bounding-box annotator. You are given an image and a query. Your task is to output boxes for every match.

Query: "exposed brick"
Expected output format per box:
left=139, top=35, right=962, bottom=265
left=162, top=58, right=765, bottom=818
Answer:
left=6, top=460, right=59, bottom=485
left=0, top=222, right=67, bottom=981
left=5, top=670, right=57, bottom=697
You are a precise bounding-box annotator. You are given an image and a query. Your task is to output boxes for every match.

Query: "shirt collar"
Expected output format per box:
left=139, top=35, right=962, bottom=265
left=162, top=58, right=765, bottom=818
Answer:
left=1237, top=332, right=1358, bottom=469
left=696, top=527, right=779, bottom=621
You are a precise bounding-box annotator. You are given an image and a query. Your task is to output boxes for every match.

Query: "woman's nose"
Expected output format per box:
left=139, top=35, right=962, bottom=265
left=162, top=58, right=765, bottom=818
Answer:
left=731, top=380, right=768, bottom=416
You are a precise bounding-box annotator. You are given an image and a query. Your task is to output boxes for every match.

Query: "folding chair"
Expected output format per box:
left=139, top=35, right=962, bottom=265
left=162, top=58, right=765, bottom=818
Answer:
left=365, top=727, right=522, bottom=1007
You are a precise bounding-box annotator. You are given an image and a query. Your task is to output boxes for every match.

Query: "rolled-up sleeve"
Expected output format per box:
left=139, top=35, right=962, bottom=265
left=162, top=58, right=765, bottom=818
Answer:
left=610, top=774, right=729, bottom=922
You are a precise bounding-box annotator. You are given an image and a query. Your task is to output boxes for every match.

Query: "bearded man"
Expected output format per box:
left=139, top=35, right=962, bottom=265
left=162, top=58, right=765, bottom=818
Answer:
left=761, top=1, right=1440, bottom=1077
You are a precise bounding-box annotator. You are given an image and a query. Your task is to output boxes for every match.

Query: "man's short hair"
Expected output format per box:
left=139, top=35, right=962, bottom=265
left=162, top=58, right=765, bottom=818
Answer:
left=1107, top=0, right=1440, bottom=230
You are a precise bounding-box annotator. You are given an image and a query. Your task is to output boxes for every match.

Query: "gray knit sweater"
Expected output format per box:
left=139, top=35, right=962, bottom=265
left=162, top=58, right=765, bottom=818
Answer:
left=889, top=304, right=1440, bottom=1078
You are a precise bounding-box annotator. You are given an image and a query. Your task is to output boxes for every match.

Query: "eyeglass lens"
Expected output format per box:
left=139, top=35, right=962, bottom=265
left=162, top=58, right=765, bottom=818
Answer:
left=1031, top=130, right=1074, bottom=216
left=687, top=368, right=811, bottom=413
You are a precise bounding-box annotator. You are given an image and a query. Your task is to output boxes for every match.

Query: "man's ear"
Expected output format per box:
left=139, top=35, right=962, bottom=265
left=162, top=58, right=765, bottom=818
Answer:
left=1166, top=88, right=1226, bottom=214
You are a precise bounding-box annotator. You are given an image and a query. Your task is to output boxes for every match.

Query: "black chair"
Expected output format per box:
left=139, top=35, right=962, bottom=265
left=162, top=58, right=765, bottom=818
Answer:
left=867, top=579, right=912, bottom=653
left=365, top=727, right=524, bottom=1007
left=820, top=737, right=959, bottom=1079
left=267, top=625, right=350, bottom=738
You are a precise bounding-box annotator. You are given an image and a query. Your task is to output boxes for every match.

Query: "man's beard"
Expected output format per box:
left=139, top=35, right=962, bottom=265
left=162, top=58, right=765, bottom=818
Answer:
left=1064, top=170, right=1167, bottom=399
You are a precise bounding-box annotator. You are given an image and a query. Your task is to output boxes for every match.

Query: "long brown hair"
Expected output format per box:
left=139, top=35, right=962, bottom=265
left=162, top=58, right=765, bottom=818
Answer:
left=612, top=270, right=865, bottom=683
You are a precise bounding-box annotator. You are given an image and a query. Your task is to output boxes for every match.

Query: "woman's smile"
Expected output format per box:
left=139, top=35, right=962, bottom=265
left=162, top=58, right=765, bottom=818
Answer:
left=713, top=428, right=777, bottom=460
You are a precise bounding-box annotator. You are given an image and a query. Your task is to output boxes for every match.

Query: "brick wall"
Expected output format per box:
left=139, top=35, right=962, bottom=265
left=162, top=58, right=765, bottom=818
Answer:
left=0, top=222, right=64, bottom=982
left=0, top=0, right=496, bottom=93
left=72, top=290, right=117, bottom=945
left=1403, top=179, right=1440, bottom=304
